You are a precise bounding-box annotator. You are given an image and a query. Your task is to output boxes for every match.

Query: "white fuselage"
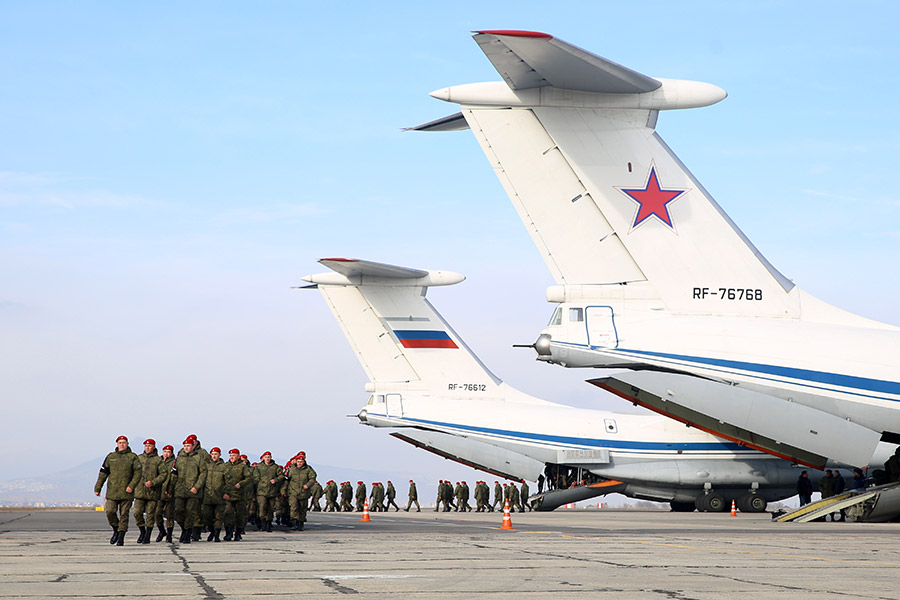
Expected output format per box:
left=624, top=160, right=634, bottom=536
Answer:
left=539, top=292, right=900, bottom=439
left=358, top=383, right=800, bottom=503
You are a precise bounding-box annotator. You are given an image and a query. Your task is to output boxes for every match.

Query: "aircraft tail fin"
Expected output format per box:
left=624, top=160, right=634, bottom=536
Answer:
left=302, top=258, right=501, bottom=391
left=420, top=31, right=800, bottom=318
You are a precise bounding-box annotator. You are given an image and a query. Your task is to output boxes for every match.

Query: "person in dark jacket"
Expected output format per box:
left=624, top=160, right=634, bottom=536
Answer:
left=796, top=471, right=813, bottom=506
left=94, top=435, right=141, bottom=546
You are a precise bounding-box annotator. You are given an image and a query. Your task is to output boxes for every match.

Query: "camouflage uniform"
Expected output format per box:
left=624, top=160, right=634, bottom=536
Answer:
left=222, top=457, right=252, bottom=540
left=324, top=480, right=338, bottom=512
left=405, top=480, right=420, bottom=512
left=385, top=481, right=400, bottom=511
left=172, top=445, right=208, bottom=542
left=94, top=443, right=141, bottom=544
left=519, top=480, right=530, bottom=512
left=509, top=482, right=520, bottom=512
left=254, top=458, right=283, bottom=531
left=308, top=480, right=324, bottom=512
left=286, top=461, right=317, bottom=530
left=492, top=482, right=502, bottom=510
left=133, top=446, right=167, bottom=543
left=355, top=481, right=367, bottom=512
left=154, top=451, right=177, bottom=541
left=340, top=482, right=353, bottom=512
left=202, top=457, right=227, bottom=540
left=371, top=482, right=385, bottom=512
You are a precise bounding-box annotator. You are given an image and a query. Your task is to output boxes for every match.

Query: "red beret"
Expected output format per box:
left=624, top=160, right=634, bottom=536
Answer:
left=297, top=451, right=306, bottom=457
left=409, top=479, right=414, bottom=483
left=182, top=437, right=194, bottom=444
left=162, top=445, right=174, bottom=451
left=229, top=448, right=240, bottom=455
left=116, top=435, right=128, bottom=442
left=358, top=481, right=363, bottom=485
left=187, top=434, right=197, bottom=441
left=261, top=451, right=271, bottom=458
left=240, top=454, right=247, bottom=460
left=143, top=438, right=155, bottom=445
left=210, top=447, right=221, bottom=453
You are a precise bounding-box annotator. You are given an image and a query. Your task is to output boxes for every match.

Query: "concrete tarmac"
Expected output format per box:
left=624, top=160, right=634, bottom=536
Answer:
left=1, top=508, right=898, bottom=599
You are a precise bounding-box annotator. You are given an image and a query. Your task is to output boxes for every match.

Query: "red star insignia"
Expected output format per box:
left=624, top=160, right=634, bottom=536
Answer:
left=619, top=167, right=687, bottom=230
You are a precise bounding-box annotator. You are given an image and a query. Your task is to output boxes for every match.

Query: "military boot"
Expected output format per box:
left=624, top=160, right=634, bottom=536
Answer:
left=233, top=528, right=242, bottom=541
left=265, top=520, right=272, bottom=532
left=223, top=525, right=233, bottom=541
left=297, top=521, right=304, bottom=531
left=143, top=527, right=152, bottom=544
left=207, top=527, right=215, bottom=542
left=191, top=526, right=201, bottom=542
left=137, top=526, right=146, bottom=544
left=180, top=526, right=191, bottom=544
left=213, top=528, right=221, bottom=542
left=115, top=531, right=125, bottom=546
left=165, top=527, right=174, bottom=543
left=155, top=527, right=166, bottom=542
left=109, top=526, right=119, bottom=545
left=291, top=519, right=299, bottom=531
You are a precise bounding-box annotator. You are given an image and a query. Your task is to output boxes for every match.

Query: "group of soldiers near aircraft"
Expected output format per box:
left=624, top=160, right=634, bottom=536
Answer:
left=433, top=479, right=532, bottom=513
left=94, top=435, right=536, bottom=547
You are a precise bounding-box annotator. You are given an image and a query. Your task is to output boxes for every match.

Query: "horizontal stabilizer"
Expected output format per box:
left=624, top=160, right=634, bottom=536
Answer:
left=406, top=112, right=470, bottom=132
left=593, top=372, right=882, bottom=469
left=303, top=258, right=464, bottom=287
left=473, top=30, right=661, bottom=94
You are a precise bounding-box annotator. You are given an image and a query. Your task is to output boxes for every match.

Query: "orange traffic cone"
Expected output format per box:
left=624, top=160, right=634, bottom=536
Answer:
left=730, top=499, right=737, bottom=517
left=500, top=499, right=514, bottom=530
left=361, top=498, right=371, bottom=522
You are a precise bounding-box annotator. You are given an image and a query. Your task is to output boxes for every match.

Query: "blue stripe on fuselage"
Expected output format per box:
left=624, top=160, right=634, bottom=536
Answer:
left=608, top=348, right=900, bottom=401
left=394, top=415, right=752, bottom=454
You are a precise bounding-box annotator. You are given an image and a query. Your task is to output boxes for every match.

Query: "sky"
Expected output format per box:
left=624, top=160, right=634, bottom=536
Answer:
left=3, top=2, right=900, bottom=489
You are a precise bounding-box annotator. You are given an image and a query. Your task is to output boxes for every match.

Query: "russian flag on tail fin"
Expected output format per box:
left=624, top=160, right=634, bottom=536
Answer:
left=394, top=330, right=459, bottom=349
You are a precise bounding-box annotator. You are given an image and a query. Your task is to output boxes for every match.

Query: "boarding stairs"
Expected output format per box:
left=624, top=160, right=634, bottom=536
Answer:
left=774, top=482, right=900, bottom=523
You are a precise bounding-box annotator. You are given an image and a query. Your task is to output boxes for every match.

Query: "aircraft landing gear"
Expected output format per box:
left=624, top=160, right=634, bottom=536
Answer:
left=695, top=492, right=725, bottom=512
left=736, top=493, right=767, bottom=513
left=670, top=501, right=696, bottom=512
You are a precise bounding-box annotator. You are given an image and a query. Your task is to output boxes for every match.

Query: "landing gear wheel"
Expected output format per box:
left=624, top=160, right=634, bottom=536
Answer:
left=694, top=494, right=709, bottom=512
left=739, top=494, right=767, bottom=513
left=670, top=501, right=695, bottom=512
left=704, top=492, right=726, bottom=512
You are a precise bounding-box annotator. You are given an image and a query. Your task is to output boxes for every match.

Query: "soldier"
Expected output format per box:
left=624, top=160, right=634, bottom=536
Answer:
left=172, top=435, right=207, bottom=544
left=155, top=444, right=177, bottom=543
left=239, top=454, right=255, bottom=535
left=492, top=481, right=502, bottom=511
left=340, top=481, right=353, bottom=512
left=222, top=449, right=252, bottom=541
left=286, top=452, right=317, bottom=531
left=453, top=482, right=462, bottom=512
left=133, top=438, right=166, bottom=544
left=509, top=481, right=520, bottom=513
left=385, top=480, right=400, bottom=511
left=473, top=481, right=486, bottom=512
left=276, top=462, right=291, bottom=526
left=324, top=480, right=338, bottom=512
left=94, top=435, right=141, bottom=546
left=371, top=482, right=385, bottom=512
left=254, top=451, right=282, bottom=532
left=434, top=480, right=443, bottom=512
left=355, top=481, right=367, bottom=512
left=819, top=469, right=835, bottom=501
left=308, top=480, right=324, bottom=512
left=442, top=480, right=455, bottom=512
left=460, top=481, right=471, bottom=512
left=519, top=480, right=531, bottom=512
left=202, top=447, right=227, bottom=542
left=405, top=479, right=420, bottom=512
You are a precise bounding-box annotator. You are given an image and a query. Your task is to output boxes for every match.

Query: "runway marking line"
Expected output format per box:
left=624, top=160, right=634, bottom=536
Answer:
left=524, top=532, right=900, bottom=567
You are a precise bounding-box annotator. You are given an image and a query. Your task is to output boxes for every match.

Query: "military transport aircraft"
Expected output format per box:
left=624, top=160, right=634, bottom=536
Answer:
left=413, top=30, right=900, bottom=472
left=302, top=257, right=807, bottom=512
